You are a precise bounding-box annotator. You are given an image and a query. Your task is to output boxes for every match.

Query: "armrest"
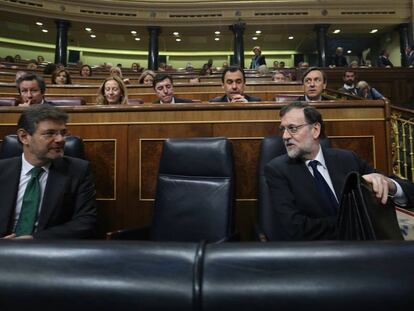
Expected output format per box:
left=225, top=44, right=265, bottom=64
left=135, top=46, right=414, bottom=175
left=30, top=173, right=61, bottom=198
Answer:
left=106, top=226, right=150, bottom=240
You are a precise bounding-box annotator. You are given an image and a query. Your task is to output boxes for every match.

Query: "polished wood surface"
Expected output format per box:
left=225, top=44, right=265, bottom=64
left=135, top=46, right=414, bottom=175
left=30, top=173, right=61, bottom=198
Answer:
left=0, top=101, right=390, bottom=240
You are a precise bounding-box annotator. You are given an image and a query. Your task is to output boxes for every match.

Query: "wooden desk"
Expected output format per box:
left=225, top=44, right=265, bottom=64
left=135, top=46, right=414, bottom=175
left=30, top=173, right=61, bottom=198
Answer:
left=0, top=101, right=390, bottom=239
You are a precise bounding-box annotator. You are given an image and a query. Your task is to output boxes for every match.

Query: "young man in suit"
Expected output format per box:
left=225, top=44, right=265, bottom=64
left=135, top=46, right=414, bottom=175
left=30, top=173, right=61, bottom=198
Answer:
left=0, top=105, right=97, bottom=239
left=264, top=102, right=414, bottom=241
left=209, top=66, right=261, bottom=103
left=153, top=74, right=193, bottom=104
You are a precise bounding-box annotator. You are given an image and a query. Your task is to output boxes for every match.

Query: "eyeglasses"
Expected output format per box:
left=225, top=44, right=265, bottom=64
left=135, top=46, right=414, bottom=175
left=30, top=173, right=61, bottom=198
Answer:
left=279, top=123, right=310, bottom=135
left=40, top=129, right=69, bottom=139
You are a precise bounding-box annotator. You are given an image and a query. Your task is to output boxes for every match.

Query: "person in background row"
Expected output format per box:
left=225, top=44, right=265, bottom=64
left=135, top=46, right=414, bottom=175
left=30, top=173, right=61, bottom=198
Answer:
left=153, top=74, right=193, bottom=104
left=273, top=61, right=279, bottom=68
left=297, top=67, right=331, bottom=101
left=37, top=55, right=45, bottom=64
left=405, top=45, right=414, bottom=67
left=96, top=76, right=128, bottom=105
left=51, top=68, right=72, bottom=85
left=298, top=62, right=310, bottom=69
left=0, top=104, right=97, bottom=239
left=80, top=64, right=93, bottom=77
left=14, top=54, right=22, bottom=62
left=43, top=63, right=57, bottom=75
left=138, top=70, right=155, bottom=85
left=377, top=50, right=393, bottom=68
left=110, top=66, right=130, bottom=84
left=210, top=66, right=262, bottom=103
left=356, top=81, right=385, bottom=100
left=337, top=70, right=358, bottom=96
left=349, top=60, right=359, bottom=68
left=16, top=73, right=53, bottom=106
left=158, top=62, right=166, bottom=71
left=331, top=47, right=348, bottom=67
left=273, top=70, right=287, bottom=83
left=189, top=77, right=200, bottom=84
left=279, top=61, right=286, bottom=69
left=250, top=46, right=266, bottom=69
left=15, top=71, right=27, bottom=84
left=26, top=61, right=38, bottom=70
left=131, top=62, right=143, bottom=73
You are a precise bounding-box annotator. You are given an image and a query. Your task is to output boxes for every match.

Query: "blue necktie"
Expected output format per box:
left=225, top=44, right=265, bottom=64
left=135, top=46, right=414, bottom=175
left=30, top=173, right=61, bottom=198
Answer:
left=308, top=160, right=338, bottom=215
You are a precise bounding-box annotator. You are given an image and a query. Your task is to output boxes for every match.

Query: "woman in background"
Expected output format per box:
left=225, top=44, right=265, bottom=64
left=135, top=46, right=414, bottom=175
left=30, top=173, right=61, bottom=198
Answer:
left=51, top=68, right=72, bottom=85
left=80, top=64, right=93, bottom=77
left=110, top=66, right=130, bottom=84
left=356, top=81, right=385, bottom=100
left=138, top=70, right=155, bottom=85
left=96, top=76, right=128, bottom=105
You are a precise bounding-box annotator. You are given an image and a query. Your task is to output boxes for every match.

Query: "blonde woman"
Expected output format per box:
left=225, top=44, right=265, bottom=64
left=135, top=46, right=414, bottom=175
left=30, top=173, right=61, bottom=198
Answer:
left=96, top=76, right=128, bottom=105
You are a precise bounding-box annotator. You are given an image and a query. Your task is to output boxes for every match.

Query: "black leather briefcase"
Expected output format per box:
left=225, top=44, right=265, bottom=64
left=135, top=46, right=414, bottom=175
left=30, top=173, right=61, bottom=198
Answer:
left=337, top=171, right=403, bottom=240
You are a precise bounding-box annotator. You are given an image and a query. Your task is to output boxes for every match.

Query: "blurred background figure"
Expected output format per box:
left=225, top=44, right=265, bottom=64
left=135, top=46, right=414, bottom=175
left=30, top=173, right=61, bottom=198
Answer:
left=138, top=70, right=155, bottom=85
left=51, top=68, right=72, bottom=85
left=250, top=46, right=266, bottom=69
left=110, top=66, right=130, bottom=84
left=80, top=64, right=93, bottom=77
left=357, top=80, right=385, bottom=100
left=273, top=70, right=287, bottom=83
left=131, top=62, right=143, bottom=73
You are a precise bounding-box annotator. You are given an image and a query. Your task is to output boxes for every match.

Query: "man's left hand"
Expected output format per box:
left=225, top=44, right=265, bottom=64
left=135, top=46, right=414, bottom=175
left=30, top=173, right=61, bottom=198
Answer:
left=362, top=173, right=397, bottom=204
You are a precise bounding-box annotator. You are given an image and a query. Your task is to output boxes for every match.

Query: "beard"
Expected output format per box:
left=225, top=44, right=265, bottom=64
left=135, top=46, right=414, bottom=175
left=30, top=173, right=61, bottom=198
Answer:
left=285, top=138, right=314, bottom=160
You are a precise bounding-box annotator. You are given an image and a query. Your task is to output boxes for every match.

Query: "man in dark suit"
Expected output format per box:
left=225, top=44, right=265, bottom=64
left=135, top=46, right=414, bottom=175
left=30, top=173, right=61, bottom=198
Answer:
left=265, top=102, right=414, bottom=241
left=377, top=50, right=394, bottom=68
left=296, top=67, right=333, bottom=101
left=153, top=74, right=193, bottom=104
left=16, top=73, right=54, bottom=106
left=209, top=66, right=261, bottom=103
left=331, top=47, right=348, bottom=67
left=0, top=105, right=97, bottom=239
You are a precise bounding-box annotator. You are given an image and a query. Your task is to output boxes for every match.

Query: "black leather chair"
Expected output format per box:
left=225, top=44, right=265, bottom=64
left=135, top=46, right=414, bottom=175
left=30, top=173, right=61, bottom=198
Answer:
left=0, top=134, right=85, bottom=159
left=257, top=136, right=330, bottom=240
left=0, top=97, right=18, bottom=106
left=108, top=137, right=235, bottom=243
left=1, top=240, right=414, bottom=311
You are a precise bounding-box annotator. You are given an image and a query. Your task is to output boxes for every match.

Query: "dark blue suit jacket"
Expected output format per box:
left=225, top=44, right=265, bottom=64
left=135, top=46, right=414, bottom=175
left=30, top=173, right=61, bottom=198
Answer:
left=264, top=147, right=414, bottom=241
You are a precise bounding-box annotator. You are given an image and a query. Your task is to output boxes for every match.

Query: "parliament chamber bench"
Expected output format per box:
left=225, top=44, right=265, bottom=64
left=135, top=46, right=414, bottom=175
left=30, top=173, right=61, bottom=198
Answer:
left=0, top=240, right=413, bottom=311
left=0, top=101, right=390, bottom=239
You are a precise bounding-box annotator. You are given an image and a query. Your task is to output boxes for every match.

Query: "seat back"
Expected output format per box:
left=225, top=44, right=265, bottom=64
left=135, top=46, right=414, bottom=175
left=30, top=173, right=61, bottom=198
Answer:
left=151, top=137, right=235, bottom=242
left=45, top=96, right=86, bottom=106
left=0, top=97, right=18, bottom=106
left=0, top=134, right=85, bottom=159
left=257, top=136, right=330, bottom=240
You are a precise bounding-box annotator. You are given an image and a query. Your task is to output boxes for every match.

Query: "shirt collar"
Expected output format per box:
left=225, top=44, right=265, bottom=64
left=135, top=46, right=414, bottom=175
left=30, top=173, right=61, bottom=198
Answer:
left=160, top=97, right=175, bottom=104
left=305, top=94, right=322, bottom=101
left=304, top=144, right=327, bottom=169
left=343, top=84, right=355, bottom=90
left=21, top=153, right=51, bottom=176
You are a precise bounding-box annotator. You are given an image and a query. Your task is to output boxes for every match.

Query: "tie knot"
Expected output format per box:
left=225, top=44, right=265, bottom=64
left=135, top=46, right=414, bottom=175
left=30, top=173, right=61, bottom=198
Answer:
left=30, top=167, right=44, bottom=178
left=308, top=160, right=319, bottom=170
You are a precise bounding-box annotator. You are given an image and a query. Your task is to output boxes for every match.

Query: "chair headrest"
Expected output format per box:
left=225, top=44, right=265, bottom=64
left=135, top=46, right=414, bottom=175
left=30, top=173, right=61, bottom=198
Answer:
left=159, top=137, right=233, bottom=177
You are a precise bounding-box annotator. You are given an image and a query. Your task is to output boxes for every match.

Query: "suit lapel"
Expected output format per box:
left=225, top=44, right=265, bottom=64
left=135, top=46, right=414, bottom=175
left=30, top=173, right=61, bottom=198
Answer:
left=0, top=158, right=21, bottom=234
left=322, top=148, right=344, bottom=199
left=37, top=160, right=68, bottom=230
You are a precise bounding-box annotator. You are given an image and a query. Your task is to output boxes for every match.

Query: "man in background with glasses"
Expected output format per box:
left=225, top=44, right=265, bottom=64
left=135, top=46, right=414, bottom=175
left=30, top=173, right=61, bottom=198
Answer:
left=0, top=105, right=96, bottom=239
left=16, top=73, right=54, bottom=106
left=264, top=102, right=414, bottom=240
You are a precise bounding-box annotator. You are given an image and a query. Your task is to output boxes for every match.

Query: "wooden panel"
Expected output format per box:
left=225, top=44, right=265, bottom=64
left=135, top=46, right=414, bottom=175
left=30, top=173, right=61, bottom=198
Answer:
left=0, top=101, right=390, bottom=240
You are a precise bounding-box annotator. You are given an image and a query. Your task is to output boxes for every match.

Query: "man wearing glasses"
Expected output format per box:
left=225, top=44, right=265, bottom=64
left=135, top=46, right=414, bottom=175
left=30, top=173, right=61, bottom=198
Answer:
left=16, top=73, right=54, bottom=106
left=0, top=105, right=97, bottom=239
left=264, top=102, right=414, bottom=240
